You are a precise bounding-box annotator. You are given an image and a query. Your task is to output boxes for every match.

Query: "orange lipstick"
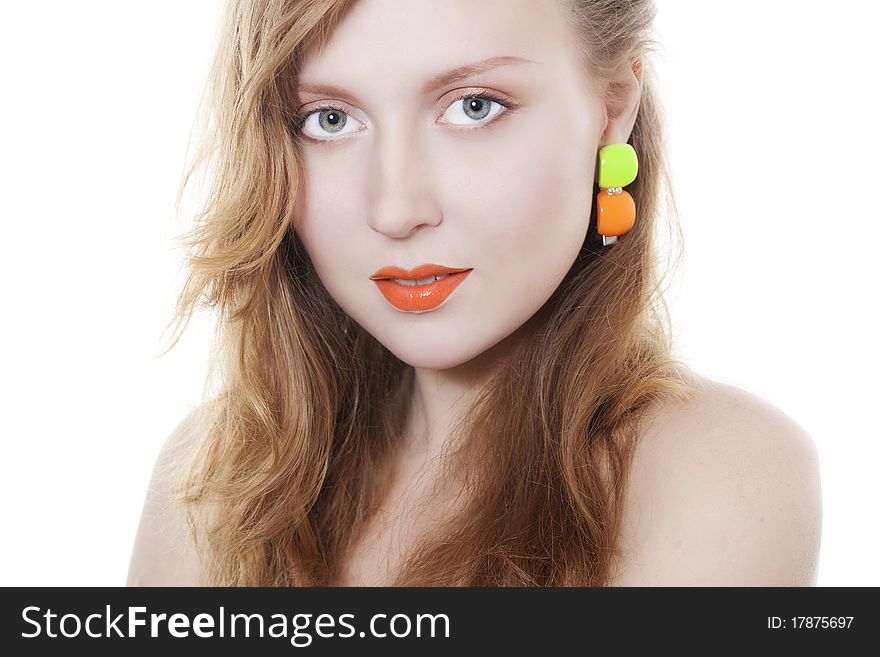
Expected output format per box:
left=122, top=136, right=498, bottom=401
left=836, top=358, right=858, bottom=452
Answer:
left=370, top=264, right=473, bottom=313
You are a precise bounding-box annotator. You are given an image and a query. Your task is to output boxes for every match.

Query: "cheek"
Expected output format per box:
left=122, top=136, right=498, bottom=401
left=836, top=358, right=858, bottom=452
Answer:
left=291, top=172, right=364, bottom=292
left=442, top=125, right=594, bottom=283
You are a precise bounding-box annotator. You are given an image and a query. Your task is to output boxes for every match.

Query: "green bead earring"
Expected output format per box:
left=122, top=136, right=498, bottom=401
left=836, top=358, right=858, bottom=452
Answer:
left=596, top=143, right=638, bottom=246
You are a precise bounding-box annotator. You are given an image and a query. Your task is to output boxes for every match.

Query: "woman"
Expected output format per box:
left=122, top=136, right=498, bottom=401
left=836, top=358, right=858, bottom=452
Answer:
left=128, top=0, right=822, bottom=586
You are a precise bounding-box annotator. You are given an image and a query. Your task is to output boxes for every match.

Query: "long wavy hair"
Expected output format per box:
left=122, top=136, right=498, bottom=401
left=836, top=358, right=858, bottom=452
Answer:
left=163, top=0, right=699, bottom=586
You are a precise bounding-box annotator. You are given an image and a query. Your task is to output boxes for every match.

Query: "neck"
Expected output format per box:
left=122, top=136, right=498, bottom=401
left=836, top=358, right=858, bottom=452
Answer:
left=400, top=302, right=551, bottom=465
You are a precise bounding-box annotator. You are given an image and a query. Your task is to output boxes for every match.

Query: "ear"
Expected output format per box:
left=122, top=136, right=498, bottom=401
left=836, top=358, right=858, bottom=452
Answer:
left=600, top=58, right=642, bottom=146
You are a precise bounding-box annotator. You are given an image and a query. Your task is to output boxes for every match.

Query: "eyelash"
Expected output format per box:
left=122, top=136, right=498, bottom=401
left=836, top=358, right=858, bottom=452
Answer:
left=293, top=90, right=516, bottom=142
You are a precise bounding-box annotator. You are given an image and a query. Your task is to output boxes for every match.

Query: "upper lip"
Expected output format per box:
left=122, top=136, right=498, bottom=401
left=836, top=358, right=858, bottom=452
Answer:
left=369, top=264, right=473, bottom=281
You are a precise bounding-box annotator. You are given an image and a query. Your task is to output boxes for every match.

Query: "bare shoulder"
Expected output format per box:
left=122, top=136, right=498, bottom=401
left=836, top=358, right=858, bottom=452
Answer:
left=609, top=372, right=823, bottom=586
left=127, top=407, right=212, bottom=586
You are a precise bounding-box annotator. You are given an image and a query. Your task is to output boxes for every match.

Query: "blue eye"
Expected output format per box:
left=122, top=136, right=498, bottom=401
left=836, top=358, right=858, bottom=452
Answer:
left=296, top=107, right=364, bottom=141
left=441, top=94, right=507, bottom=126
left=294, top=92, right=513, bottom=142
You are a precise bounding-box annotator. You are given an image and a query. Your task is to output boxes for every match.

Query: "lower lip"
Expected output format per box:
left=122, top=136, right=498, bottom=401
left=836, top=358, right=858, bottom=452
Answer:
left=372, top=271, right=472, bottom=313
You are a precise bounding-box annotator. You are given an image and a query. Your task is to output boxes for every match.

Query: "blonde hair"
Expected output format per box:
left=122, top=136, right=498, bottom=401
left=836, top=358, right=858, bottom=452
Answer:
left=164, top=0, right=698, bottom=585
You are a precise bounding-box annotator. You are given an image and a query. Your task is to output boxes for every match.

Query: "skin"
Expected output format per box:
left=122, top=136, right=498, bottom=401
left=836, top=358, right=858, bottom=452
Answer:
left=128, top=0, right=822, bottom=586
left=291, top=0, right=639, bottom=465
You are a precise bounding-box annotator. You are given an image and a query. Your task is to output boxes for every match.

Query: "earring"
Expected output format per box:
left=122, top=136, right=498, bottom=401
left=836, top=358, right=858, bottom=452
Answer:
left=596, top=143, right=638, bottom=246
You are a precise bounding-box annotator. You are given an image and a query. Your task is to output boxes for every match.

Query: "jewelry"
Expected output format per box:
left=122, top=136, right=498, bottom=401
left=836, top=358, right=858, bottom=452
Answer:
left=596, top=143, right=638, bottom=246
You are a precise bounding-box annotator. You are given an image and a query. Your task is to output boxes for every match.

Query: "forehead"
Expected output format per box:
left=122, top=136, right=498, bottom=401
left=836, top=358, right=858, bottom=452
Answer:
left=298, top=0, right=577, bottom=90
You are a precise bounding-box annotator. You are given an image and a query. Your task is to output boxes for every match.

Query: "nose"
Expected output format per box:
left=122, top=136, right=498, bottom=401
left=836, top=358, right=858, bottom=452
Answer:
left=367, top=126, right=441, bottom=239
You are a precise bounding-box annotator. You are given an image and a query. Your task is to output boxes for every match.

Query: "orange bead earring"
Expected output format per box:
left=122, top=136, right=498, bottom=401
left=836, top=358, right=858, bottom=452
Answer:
left=595, top=143, right=638, bottom=246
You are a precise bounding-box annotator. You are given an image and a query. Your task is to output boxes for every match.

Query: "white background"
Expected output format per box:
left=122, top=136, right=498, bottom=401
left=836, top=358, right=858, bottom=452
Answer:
left=1, top=1, right=876, bottom=586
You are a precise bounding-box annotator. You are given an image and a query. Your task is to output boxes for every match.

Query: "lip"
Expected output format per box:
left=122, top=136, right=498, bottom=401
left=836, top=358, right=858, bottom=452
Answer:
left=369, top=264, right=472, bottom=281
left=369, top=264, right=473, bottom=313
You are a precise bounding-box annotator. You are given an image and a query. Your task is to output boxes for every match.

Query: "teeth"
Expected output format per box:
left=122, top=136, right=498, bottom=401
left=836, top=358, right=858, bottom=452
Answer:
left=392, top=273, right=450, bottom=286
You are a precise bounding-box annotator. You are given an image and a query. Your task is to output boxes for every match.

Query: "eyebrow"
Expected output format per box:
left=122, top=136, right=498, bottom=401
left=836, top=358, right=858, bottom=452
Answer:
left=296, top=55, right=539, bottom=98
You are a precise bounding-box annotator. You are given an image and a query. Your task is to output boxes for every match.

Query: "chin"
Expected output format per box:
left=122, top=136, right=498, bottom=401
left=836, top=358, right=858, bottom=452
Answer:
left=387, top=325, right=522, bottom=373
left=354, top=304, right=523, bottom=371
left=386, top=343, right=482, bottom=371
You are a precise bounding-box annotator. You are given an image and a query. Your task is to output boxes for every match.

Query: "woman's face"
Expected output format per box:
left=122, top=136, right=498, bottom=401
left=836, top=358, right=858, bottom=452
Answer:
left=292, top=0, right=605, bottom=370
